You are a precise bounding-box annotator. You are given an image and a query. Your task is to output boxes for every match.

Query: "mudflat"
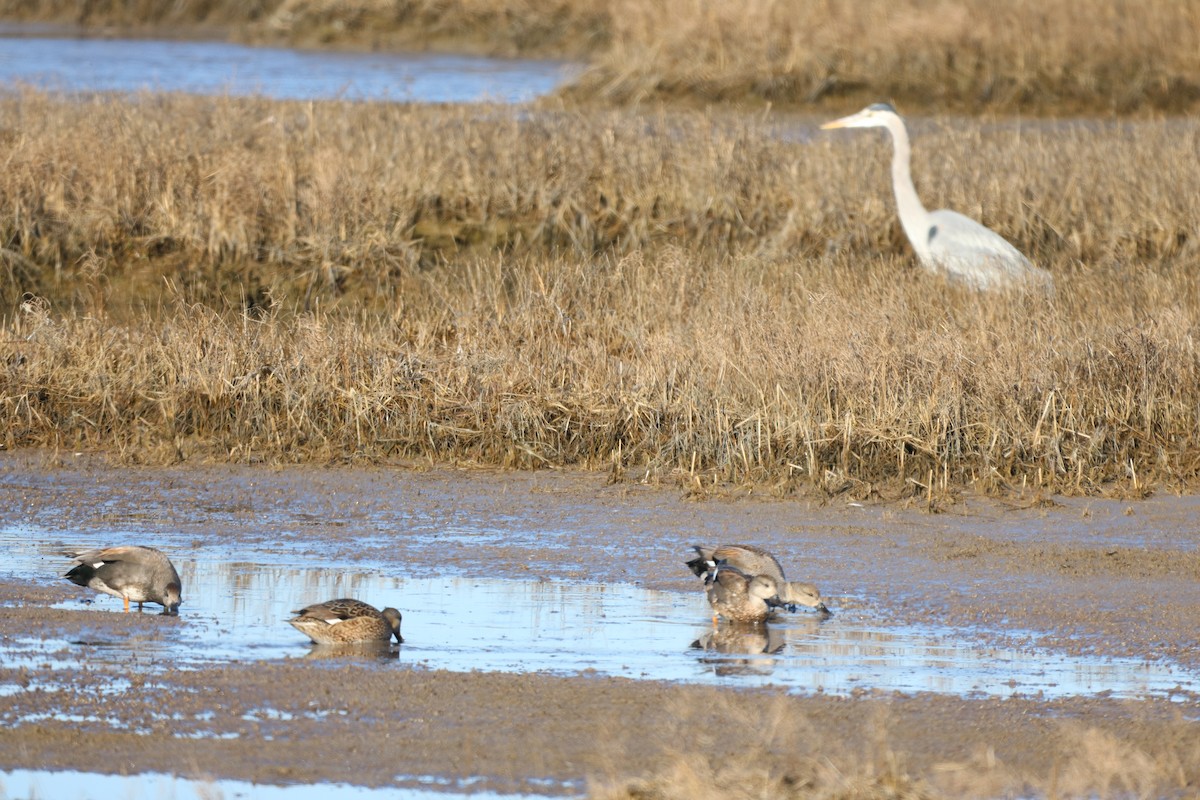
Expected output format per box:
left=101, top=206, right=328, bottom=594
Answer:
left=0, top=452, right=1197, bottom=797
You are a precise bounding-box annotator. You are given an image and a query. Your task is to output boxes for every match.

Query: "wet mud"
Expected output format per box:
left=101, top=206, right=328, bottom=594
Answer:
left=1, top=452, right=1199, bottom=795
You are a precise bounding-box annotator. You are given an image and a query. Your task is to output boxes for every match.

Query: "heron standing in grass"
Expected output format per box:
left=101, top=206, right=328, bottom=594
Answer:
left=821, top=103, right=1052, bottom=292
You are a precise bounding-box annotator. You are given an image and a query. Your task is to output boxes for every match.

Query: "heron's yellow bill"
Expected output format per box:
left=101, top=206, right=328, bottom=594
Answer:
left=820, top=113, right=862, bottom=130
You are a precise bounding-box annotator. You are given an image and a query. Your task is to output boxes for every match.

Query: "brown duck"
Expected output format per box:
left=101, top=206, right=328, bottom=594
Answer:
left=288, top=598, right=404, bottom=645
left=704, top=565, right=783, bottom=625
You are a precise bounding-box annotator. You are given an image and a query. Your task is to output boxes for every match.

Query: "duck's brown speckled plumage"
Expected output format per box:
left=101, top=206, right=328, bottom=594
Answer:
left=703, top=565, right=782, bottom=624
left=288, top=598, right=404, bottom=645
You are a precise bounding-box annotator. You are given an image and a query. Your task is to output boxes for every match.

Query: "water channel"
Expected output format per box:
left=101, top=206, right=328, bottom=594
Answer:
left=0, top=27, right=577, bottom=102
left=1, top=768, right=543, bottom=800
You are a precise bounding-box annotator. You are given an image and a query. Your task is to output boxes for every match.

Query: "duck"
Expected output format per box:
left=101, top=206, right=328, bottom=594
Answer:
left=703, top=564, right=783, bottom=625
left=686, top=543, right=830, bottom=613
left=288, top=598, right=404, bottom=645
left=62, top=545, right=183, bottom=615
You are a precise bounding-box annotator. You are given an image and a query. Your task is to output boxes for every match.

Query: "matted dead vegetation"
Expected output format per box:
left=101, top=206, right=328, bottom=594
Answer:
left=2, top=92, right=1200, bottom=495
left=2, top=92, right=1198, bottom=311
left=569, top=0, right=1200, bottom=114
left=584, top=695, right=1200, bottom=800
left=1, top=0, right=1199, bottom=113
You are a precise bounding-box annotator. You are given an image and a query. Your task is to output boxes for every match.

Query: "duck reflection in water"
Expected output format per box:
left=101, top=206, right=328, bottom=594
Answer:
left=301, top=642, right=400, bottom=662
left=692, top=622, right=786, bottom=676
left=690, top=614, right=830, bottom=677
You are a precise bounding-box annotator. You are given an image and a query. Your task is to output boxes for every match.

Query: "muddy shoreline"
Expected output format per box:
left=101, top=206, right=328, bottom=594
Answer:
left=1, top=452, right=1198, bottom=796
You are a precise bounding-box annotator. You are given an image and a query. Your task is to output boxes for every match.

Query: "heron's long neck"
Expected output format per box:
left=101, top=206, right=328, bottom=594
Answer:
left=884, top=116, right=932, bottom=261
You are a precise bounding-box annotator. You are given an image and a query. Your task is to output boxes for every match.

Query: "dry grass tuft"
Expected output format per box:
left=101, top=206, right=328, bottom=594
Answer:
left=1049, top=726, right=1164, bottom=799
left=584, top=696, right=1200, bottom=799
left=2, top=93, right=1200, bottom=495
left=587, top=698, right=938, bottom=800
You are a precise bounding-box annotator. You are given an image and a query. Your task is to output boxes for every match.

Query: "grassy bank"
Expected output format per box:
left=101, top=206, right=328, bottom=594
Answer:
left=1, top=0, right=1199, bottom=113
left=7, top=254, right=1198, bottom=497
left=2, top=93, right=1200, bottom=495
left=3, top=94, right=1198, bottom=314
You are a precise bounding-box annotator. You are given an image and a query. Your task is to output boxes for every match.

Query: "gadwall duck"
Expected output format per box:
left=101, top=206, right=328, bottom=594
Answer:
left=62, top=546, right=182, bottom=615
left=687, top=544, right=830, bottom=613
left=288, top=598, right=403, bottom=645
left=704, top=565, right=782, bottom=625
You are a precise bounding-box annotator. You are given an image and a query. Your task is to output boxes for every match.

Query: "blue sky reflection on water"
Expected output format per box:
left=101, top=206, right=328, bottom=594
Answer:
left=0, top=33, right=577, bottom=102
left=0, top=769, right=555, bottom=800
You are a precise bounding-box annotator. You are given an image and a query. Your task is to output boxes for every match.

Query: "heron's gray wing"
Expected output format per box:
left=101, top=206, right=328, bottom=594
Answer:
left=926, top=209, right=1049, bottom=289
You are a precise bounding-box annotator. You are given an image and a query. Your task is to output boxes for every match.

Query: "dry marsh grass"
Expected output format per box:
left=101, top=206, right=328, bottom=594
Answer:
left=2, top=93, right=1198, bottom=311
left=1, top=0, right=1199, bottom=113
left=583, top=694, right=1200, bottom=799
left=2, top=92, right=1200, bottom=495
left=575, top=0, right=1200, bottom=113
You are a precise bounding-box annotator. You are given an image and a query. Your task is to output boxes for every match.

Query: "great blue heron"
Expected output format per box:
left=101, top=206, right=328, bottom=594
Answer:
left=821, top=103, right=1052, bottom=292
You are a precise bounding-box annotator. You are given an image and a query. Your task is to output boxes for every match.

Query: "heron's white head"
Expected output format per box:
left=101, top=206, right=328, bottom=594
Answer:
left=820, top=102, right=900, bottom=131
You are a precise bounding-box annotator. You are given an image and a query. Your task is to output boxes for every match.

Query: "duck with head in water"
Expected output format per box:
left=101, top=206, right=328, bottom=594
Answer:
left=288, top=598, right=404, bottom=645
left=62, top=545, right=182, bottom=616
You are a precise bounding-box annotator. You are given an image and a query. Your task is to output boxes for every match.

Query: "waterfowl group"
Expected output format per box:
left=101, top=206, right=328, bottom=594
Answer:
left=686, top=544, right=830, bottom=614
left=687, top=543, right=831, bottom=625
left=60, top=547, right=404, bottom=648
left=59, top=538, right=824, bottom=647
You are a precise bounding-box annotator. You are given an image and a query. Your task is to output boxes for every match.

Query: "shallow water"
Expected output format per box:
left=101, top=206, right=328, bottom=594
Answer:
left=0, top=29, right=576, bottom=102
left=0, top=768, right=550, bottom=800
left=0, top=527, right=1192, bottom=702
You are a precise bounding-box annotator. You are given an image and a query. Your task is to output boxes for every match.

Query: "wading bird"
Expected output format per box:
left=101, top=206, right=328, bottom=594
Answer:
left=821, top=103, right=1052, bottom=292
left=288, top=598, right=404, bottom=645
left=63, top=545, right=183, bottom=615
left=686, top=544, right=830, bottom=613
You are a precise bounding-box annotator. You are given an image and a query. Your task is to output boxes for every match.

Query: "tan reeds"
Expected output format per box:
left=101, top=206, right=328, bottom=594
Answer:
left=1, top=92, right=1199, bottom=494
left=575, top=0, right=1200, bottom=113
left=2, top=93, right=1198, bottom=311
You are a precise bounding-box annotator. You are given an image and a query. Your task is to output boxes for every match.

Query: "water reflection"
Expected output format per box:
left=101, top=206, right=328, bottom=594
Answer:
left=0, top=528, right=1193, bottom=700
left=301, top=642, right=400, bottom=662
left=690, top=615, right=832, bottom=678
left=691, top=623, right=787, bottom=677
left=0, top=769, right=543, bottom=800
left=0, top=30, right=578, bottom=102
